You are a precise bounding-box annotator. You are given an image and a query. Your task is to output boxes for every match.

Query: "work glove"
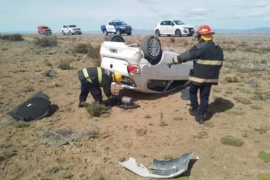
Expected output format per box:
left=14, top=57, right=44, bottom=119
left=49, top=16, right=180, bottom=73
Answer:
left=167, top=57, right=179, bottom=68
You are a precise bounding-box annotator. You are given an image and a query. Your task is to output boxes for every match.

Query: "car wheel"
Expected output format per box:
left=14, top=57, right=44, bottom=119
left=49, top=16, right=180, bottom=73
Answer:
left=140, top=35, right=162, bottom=65
left=155, top=30, right=160, bottom=37
left=127, top=32, right=131, bottom=35
left=104, top=30, right=108, bottom=36
left=62, top=31, right=65, bottom=35
left=175, top=29, right=181, bottom=37
left=116, top=30, right=121, bottom=35
left=107, top=35, right=125, bottom=42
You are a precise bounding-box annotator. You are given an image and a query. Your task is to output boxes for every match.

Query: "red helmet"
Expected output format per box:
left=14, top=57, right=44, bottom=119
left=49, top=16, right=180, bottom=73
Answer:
left=197, top=25, right=215, bottom=36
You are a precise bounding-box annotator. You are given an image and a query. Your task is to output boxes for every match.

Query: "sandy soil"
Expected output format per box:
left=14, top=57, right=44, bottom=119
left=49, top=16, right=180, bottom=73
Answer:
left=0, top=34, right=270, bottom=180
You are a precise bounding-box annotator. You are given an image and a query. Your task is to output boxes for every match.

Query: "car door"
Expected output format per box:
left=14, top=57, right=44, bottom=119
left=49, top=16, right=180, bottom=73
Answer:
left=63, top=25, right=68, bottom=33
left=106, top=22, right=116, bottom=33
left=167, top=21, right=175, bottom=35
left=159, top=21, right=167, bottom=35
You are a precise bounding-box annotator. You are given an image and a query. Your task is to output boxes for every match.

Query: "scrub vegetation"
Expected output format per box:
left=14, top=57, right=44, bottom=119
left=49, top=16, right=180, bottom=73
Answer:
left=0, top=34, right=269, bottom=180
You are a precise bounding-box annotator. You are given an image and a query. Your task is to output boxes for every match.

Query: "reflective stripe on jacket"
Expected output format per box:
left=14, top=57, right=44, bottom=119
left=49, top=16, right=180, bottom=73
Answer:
left=82, top=67, right=102, bottom=84
left=78, top=67, right=113, bottom=98
left=177, top=41, right=224, bottom=85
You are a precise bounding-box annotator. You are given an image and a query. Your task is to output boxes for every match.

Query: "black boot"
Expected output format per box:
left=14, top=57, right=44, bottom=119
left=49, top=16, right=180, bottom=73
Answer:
left=189, top=107, right=198, bottom=116
left=195, top=114, right=204, bottom=124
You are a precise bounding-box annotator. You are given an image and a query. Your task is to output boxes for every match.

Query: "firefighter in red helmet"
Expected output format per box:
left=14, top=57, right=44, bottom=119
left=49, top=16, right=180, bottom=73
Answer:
left=168, top=25, right=224, bottom=124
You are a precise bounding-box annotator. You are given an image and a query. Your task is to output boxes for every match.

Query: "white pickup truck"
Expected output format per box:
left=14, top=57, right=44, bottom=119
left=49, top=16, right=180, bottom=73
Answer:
left=61, top=25, right=82, bottom=35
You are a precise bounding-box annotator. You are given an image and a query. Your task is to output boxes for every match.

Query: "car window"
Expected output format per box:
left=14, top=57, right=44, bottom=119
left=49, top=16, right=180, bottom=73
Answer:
left=109, top=22, right=113, bottom=25
left=63, top=26, right=66, bottom=28
left=147, top=80, right=169, bottom=92
left=147, top=80, right=188, bottom=92
left=173, top=20, right=185, bottom=25
left=161, top=21, right=167, bottom=26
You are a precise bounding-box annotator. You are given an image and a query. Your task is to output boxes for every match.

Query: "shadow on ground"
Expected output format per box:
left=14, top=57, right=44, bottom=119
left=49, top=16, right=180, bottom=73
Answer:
left=205, top=97, right=234, bottom=121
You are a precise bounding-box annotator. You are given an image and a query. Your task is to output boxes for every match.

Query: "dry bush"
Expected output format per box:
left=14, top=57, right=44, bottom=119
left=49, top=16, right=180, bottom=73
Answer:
left=34, top=36, right=58, bottom=47
left=85, top=102, right=108, bottom=117
left=0, top=34, right=24, bottom=41
left=220, top=135, right=244, bottom=147
left=58, top=59, right=71, bottom=70
left=233, top=96, right=252, bottom=105
left=87, top=45, right=100, bottom=59
left=73, top=43, right=89, bottom=54
left=224, top=76, right=241, bottom=83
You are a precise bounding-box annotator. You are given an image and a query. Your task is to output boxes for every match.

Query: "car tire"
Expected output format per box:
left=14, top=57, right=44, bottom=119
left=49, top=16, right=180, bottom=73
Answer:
left=127, top=32, right=131, bottom=35
left=175, top=29, right=181, bottom=37
left=155, top=30, right=160, bottom=37
left=140, top=35, right=162, bottom=65
left=62, top=31, right=65, bottom=35
left=107, top=35, right=125, bottom=42
left=104, top=30, right=108, bottom=36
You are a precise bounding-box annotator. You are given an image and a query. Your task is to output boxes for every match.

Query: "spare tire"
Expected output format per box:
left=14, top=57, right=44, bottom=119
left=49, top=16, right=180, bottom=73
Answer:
left=140, top=35, right=162, bottom=65
left=107, top=35, right=125, bottom=42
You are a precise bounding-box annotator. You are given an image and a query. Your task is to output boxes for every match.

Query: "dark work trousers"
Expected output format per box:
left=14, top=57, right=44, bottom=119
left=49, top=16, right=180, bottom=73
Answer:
left=79, top=80, right=103, bottom=103
left=189, top=83, right=212, bottom=116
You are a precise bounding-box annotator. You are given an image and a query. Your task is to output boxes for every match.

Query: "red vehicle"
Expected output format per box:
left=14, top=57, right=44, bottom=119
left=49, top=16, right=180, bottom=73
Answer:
left=38, top=26, right=52, bottom=35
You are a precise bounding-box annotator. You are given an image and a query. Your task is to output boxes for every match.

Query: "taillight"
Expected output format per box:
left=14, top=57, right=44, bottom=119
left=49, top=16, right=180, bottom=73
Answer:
left=127, top=64, right=141, bottom=74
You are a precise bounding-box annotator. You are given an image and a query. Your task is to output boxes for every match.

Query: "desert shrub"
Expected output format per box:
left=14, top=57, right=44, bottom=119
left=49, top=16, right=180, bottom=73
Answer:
left=258, top=151, right=270, bottom=163
left=34, top=36, right=57, bottom=47
left=224, top=76, right=241, bottom=83
left=220, top=135, right=244, bottom=147
left=44, top=60, right=53, bottom=66
left=87, top=45, right=100, bottom=59
left=85, top=127, right=100, bottom=139
left=0, top=34, right=23, bottom=41
left=250, top=105, right=262, bottom=109
left=85, top=102, right=107, bottom=117
left=58, top=59, right=71, bottom=70
left=233, top=96, right=252, bottom=104
left=163, top=154, right=173, bottom=160
left=61, top=171, right=73, bottom=179
left=257, top=173, right=270, bottom=180
left=251, top=91, right=270, bottom=101
left=73, top=43, right=100, bottom=59
left=73, top=43, right=89, bottom=54
left=14, top=121, right=30, bottom=128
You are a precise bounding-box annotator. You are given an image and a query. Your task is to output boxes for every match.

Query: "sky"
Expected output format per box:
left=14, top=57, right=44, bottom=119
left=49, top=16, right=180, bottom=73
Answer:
left=1, top=0, right=270, bottom=33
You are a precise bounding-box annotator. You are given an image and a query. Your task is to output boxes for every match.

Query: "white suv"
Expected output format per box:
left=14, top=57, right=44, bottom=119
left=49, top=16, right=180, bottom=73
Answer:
left=100, top=35, right=192, bottom=94
left=62, top=25, right=82, bottom=35
left=155, top=20, right=195, bottom=37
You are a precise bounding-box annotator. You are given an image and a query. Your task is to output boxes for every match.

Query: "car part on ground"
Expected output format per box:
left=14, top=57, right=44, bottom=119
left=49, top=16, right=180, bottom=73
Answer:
left=154, top=20, right=195, bottom=37
left=100, top=35, right=193, bottom=94
left=119, top=152, right=194, bottom=178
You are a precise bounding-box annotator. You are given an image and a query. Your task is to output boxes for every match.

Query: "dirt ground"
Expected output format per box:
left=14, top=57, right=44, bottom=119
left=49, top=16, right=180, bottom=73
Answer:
left=0, top=34, right=270, bottom=180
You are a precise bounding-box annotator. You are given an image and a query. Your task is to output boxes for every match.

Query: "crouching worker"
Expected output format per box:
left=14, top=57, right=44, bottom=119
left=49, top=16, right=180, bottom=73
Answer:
left=77, top=67, right=122, bottom=108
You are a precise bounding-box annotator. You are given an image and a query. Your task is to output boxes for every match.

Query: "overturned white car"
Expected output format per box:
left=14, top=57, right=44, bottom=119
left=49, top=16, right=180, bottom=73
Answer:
left=100, top=35, right=193, bottom=94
